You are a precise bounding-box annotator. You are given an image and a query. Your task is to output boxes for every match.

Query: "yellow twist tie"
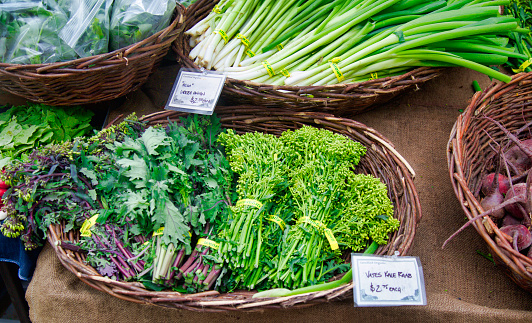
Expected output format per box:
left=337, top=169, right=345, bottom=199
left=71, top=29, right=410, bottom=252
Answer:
left=370, top=72, right=379, bottom=80
left=236, top=199, right=263, bottom=209
left=245, top=48, right=256, bottom=58
left=276, top=43, right=284, bottom=51
left=152, top=227, right=165, bottom=237
left=281, top=68, right=290, bottom=77
left=512, top=58, right=532, bottom=73
left=329, top=62, right=344, bottom=82
left=197, top=238, right=220, bottom=250
left=267, top=215, right=286, bottom=231
left=262, top=61, right=276, bottom=77
left=236, top=33, right=251, bottom=47
left=213, top=29, right=228, bottom=44
left=212, top=5, right=222, bottom=13
left=80, top=214, right=99, bottom=237
left=298, top=216, right=339, bottom=250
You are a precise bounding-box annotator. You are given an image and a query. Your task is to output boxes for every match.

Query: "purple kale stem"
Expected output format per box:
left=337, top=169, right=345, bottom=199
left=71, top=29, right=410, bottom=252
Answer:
left=115, top=255, right=136, bottom=276
left=177, top=247, right=209, bottom=278
left=204, top=267, right=222, bottom=290
left=197, top=263, right=210, bottom=285
left=58, top=241, right=82, bottom=252
left=106, top=224, right=134, bottom=260
left=177, top=249, right=199, bottom=277
left=91, top=234, right=123, bottom=257
left=182, top=255, right=203, bottom=277
left=109, top=256, right=131, bottom=279
left=128, top=243, right=150, bottom=261
left=166, top=248, right=186, bottom=281
left=37, top=173, right=67, bottom=180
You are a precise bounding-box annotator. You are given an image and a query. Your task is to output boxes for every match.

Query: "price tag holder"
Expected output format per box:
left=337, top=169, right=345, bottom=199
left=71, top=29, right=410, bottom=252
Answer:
left=351, top=252, right=426, bottom=307
left=165, top=68, right=226, bottom=115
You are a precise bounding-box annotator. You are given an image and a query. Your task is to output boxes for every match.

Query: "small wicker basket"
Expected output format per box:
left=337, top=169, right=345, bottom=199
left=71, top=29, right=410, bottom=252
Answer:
left=172, top=0, right=442, bottom=117
left=0, top=5, right=185, bottom=106
left=47, top=108, right=422, bottom=312
left=447, top=72, right=532, bottom=293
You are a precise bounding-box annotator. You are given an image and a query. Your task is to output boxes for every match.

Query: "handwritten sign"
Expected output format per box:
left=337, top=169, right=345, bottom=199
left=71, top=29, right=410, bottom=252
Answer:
left=351, top=253, right=426, bottom=307
left=165, top=68, right=226, bottom=115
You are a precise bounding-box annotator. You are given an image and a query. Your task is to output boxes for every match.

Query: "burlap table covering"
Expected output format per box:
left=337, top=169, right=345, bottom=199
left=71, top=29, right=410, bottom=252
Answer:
left=1, top=62, right=530, bottom=322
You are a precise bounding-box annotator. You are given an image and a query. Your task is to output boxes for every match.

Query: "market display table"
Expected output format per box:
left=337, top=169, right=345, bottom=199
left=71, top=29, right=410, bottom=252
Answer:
left=2, top=62, right=532, bottom=322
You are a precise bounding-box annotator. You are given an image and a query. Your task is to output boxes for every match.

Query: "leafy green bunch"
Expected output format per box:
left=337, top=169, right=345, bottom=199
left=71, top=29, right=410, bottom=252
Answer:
left=0, top=103, right=94, bottom=167
left=216, top=129, right=291, bottom=290
left=505, top=0, right=532, bottom=72
left=77, top=115, right=233, bottom=287
left=0, top=115, right=135, bottom=251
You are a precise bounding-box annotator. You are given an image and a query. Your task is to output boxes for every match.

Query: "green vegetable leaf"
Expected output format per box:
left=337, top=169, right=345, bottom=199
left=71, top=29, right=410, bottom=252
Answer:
left=141, top=127, right=171, bottom=156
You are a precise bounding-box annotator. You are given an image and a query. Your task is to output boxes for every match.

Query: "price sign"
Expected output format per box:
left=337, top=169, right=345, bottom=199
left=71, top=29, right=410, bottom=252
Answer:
left=351, top=253, right=426, bottom=307
left=165, top=68, right=226, bottom=115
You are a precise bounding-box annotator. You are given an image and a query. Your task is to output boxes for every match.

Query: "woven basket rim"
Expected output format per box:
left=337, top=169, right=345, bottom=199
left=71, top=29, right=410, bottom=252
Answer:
left=46, top=108, right=422, bottom=311
left=447, top=72, right=532, bottom=293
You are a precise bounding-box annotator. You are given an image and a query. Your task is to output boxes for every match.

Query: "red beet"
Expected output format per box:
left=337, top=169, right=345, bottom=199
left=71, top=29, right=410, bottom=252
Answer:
left=499, top=224, right=532, bottom=251
left=501, top=214, right=522, bottom=227
left=504, top=183, right=528, bottom=219
left=480, top=192, right=505, bottom=219
left=481, top=173, right=510, bottom=196
left=505, top=144, right=532, bottom=174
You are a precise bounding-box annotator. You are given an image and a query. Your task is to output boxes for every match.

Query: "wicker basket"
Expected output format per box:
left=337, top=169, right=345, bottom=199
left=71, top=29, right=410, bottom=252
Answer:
left=0, top=5, right=185, bottom=106
left=47, top=108, right=422, bottom=312
left=447, top=72, right=532, bottom=293
left=172, top=0, right=442, bottom=116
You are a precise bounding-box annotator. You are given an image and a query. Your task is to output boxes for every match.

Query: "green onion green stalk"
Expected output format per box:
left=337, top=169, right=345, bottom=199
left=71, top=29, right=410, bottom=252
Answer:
left=186, top=0, right=521, bottom=85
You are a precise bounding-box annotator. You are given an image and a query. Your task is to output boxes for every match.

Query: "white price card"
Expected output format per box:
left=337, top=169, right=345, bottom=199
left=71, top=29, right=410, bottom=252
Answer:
left=165, top=68, right=226, bottom=115
left=351, top=253, right=426, bottom=307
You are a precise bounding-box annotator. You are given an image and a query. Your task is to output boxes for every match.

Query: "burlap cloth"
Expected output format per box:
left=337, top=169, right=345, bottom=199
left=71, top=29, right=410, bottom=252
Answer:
left=1, top=61, right=531, bottom=322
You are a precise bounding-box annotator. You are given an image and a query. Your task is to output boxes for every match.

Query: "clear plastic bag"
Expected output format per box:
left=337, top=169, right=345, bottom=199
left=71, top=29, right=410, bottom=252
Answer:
left=58, top=0, right=112, bottom=58
left=108, top=0, right=176, bottom=51
left=0, top=1, right=77, bottom=64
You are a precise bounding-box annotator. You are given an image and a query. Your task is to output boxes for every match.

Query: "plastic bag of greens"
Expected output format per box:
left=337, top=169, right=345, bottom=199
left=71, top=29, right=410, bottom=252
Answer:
left=108, top=0, right=176, bottom=51
left=0, top=1, right=77, bottom=64
left=58, top=0, right=112, bottom=58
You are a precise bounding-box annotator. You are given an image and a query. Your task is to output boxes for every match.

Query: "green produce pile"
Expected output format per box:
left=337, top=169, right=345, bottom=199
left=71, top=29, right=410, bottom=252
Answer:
left=0, top=0, right=176, bottom=65
left=186, top=0, right=529, bottom=85
left=0, top=114, right=399, bottom=294
left=0, top=103, right=94, bottom=167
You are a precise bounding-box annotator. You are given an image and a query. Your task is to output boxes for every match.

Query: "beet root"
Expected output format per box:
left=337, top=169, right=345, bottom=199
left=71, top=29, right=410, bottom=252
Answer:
left=499, top=224, right=532, bottom=251
left=504, top=139, right=532, bottom=175
left=480, top=193, right=505, bottom=219
left=501, top=214, right=522, bottom=227
left=481, top=173, right=510, bottom=196
left=504, top=183, right=527, bottom=219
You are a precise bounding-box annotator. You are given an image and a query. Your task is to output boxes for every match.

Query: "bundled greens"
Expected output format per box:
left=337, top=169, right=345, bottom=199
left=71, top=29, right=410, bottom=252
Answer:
left=504, top=0, right=532, bottom=72
left=186, top=0, right=526, bottom=85
left=215, top=126, right=398, bottom=292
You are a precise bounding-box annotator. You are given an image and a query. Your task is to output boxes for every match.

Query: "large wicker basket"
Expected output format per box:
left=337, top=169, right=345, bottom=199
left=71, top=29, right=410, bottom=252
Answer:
left=173, top=0, right=442, bottom=117
left=0, top=5, right=185, bottom=106
left=47, top=108, right=422, bottom=312
left=447, top=72, right=532, bottom=293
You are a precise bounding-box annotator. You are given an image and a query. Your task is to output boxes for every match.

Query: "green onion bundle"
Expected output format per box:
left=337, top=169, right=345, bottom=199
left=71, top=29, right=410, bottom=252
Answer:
left=186, top=0, right=526, bottom=85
